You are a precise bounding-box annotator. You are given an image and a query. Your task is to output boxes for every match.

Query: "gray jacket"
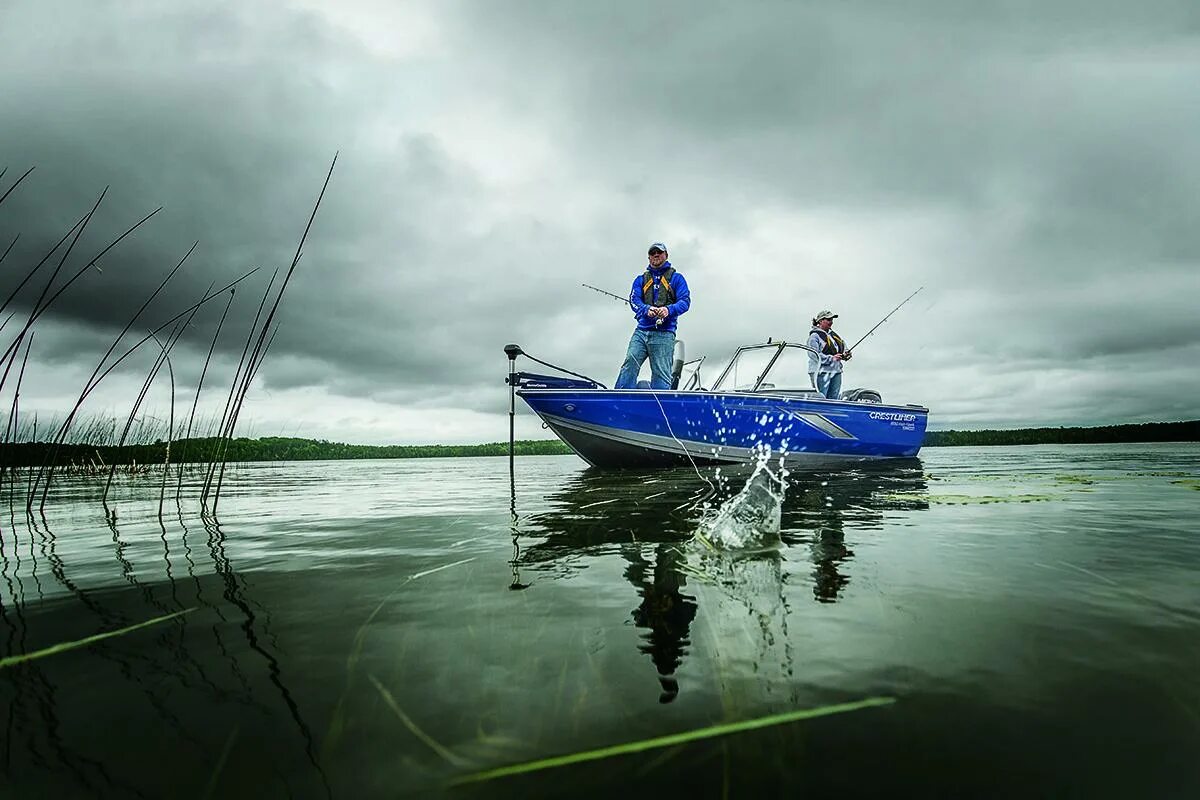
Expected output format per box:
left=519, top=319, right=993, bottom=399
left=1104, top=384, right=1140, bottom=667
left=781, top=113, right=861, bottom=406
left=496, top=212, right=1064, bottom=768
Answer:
left=807, top=327, right=845, bottom=375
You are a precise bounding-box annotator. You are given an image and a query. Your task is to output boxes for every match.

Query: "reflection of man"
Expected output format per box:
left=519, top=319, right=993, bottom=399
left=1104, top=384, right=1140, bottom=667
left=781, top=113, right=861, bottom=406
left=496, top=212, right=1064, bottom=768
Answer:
left=811, top=522, right=853, bottom=603
left=623, top=544, right=698, bottom=703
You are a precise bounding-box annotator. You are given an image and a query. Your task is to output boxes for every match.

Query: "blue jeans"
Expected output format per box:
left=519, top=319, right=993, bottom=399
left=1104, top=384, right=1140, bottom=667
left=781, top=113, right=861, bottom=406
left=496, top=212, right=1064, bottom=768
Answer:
left=814, top=371, right=842, bottom=399
left=615, top=329, right=676, bottom=389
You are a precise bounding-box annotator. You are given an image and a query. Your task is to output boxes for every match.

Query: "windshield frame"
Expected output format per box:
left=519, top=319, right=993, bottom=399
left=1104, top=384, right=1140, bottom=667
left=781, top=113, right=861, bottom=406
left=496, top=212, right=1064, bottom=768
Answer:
left=709, top=341, right=821, bottom=392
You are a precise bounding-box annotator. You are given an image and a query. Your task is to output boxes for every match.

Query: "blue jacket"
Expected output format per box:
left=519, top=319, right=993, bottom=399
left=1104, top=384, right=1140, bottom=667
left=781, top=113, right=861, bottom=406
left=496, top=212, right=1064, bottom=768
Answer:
left=627, top=261, right=691, bottom=333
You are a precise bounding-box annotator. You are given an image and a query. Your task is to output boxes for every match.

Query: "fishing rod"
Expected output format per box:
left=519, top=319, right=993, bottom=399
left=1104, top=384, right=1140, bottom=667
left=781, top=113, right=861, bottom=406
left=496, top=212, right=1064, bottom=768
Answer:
left=846, top=286, right=924, bottom=353
left=581, top=283, right=630, bottom=306
left=581, top=282, right=663, bottom=326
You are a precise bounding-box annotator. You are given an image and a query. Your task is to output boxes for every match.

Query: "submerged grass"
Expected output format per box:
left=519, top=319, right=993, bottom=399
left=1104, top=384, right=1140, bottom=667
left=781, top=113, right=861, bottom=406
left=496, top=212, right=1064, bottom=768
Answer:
left=449, top=696, right=895, bottom=785
left=368, top=674, right=472, bottom=768
left=0, top=607, right=195, bottom=669
left=323, top=555, right=477, bottom=758
left=202, top=725, right=240, bottom=800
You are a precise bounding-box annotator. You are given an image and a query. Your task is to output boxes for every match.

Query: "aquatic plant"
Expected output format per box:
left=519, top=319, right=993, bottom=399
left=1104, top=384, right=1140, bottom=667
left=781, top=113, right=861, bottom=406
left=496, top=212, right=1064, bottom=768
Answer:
left=0, top=158, right=336, bottom=518
left=0, top=608, right=195, bottom=669
left=449, top=696, right=896, bottom=784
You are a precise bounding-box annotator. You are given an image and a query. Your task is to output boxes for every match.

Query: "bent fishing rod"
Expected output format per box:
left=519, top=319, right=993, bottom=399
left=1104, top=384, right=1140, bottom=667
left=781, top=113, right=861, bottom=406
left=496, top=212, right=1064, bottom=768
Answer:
left=581, top=283, right=663, bottom=326
left=846, top=286, right=924, bottom=353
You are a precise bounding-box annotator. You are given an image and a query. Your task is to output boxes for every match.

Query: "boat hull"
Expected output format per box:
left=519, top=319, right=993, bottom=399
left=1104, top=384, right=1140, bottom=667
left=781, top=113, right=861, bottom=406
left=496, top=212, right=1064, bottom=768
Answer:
left=517, top=389, right=928, bottom=469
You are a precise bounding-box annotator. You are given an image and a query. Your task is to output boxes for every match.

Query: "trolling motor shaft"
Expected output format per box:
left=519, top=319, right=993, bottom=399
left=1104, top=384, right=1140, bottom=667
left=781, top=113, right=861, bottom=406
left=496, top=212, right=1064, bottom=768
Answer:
left=504, top=344, right=522, bottom=497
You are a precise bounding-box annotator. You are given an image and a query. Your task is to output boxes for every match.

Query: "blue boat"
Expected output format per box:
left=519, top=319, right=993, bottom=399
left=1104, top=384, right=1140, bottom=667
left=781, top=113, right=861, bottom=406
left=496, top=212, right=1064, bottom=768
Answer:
left=505, top=340, right=928, bottom=469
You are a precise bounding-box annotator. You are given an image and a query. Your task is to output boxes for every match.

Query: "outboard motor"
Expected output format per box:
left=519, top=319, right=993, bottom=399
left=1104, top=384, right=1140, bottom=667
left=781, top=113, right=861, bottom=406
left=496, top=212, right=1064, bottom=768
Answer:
left=840, top=387, right=882, bottom=403
left=670, top=339, right=686, bottom=389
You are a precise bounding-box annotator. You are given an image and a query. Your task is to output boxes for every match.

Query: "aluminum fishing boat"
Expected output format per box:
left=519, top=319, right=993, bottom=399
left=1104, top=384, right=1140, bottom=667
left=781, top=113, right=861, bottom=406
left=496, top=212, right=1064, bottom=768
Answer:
left=505, top=340, right=928, bottom=469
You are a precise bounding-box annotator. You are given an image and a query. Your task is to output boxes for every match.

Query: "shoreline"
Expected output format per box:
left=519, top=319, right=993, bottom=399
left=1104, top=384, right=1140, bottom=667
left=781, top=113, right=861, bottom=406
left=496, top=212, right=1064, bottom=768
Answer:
left=2, top=420, right=1196, bottom=467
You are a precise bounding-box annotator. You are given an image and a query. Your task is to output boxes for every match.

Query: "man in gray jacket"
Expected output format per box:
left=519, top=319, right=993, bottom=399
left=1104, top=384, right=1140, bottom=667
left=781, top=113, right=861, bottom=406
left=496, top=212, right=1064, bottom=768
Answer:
left=807, top=309, right=851, bottom=399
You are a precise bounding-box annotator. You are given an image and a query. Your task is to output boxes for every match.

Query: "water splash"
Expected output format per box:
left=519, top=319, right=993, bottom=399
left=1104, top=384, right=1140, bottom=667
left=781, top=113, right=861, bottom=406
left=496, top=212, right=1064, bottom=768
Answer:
left=698, top=449, right=788, bottom=548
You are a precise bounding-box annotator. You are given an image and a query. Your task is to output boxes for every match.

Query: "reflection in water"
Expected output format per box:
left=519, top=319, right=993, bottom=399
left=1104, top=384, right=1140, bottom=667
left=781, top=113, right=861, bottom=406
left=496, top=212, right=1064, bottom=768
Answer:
left=517, top=461, right=929, bottom=701
left=0, top=472, right=330, bottom=797
left=782, top=460, right=929, bottom=603
left=812, top=524, right=852, bottom=603
left=622, top=544, right=697, bottom=703
left=518, top=469, right=705, bottom=701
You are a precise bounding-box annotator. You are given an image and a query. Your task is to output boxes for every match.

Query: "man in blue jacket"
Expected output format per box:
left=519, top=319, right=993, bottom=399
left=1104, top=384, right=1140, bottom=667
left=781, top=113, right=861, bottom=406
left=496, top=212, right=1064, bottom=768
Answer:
left=615, top=242, right=691, bottom=389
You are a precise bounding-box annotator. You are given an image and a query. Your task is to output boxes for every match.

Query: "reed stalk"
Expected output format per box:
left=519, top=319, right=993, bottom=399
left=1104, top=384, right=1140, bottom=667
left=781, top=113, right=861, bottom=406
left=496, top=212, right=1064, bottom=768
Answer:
left=31, top=264, right=256, bottom=506
left=0, top=165, right=35, bottom=209
left=201, top=270, right=276, bottom=512
left=209, top=152, right=337, bottom=510
left=176, top=285, right=230, bottom=501
left=0, top=234, right=17, bottom=269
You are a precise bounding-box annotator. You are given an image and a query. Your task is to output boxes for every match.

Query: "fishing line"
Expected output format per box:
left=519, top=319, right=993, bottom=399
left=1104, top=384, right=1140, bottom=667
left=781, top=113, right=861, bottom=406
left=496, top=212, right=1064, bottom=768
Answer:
left=649, top=390, right=716, bottom=496
left=846, top=286, right=925, bottom=353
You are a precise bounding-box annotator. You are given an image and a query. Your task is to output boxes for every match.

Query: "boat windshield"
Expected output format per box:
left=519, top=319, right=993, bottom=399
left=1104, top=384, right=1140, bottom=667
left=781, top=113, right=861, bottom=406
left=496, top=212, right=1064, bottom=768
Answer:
left=709, top=342, right=819, bottom=392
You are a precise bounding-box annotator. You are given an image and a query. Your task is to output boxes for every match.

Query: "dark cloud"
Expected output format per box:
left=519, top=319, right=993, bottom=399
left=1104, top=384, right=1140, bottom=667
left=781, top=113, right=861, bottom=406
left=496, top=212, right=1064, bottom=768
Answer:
left=2, top=0, right=1198, bottom=444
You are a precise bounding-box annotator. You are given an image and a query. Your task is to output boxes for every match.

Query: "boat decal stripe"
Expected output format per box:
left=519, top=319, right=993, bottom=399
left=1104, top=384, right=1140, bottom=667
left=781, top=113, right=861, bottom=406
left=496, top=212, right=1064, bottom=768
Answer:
left=542, top=414, right=750, bottom=461
left=783, top=410, right=857, bottom=440
left=539, top=413, right=869, bottom=462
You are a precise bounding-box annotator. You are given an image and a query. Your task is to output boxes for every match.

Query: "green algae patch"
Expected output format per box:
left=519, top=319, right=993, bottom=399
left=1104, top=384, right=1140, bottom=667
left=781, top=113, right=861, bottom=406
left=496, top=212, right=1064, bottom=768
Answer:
left=886, top=493, right=1062, bottom=505
left=1053, top=474, right=1098, bottom=485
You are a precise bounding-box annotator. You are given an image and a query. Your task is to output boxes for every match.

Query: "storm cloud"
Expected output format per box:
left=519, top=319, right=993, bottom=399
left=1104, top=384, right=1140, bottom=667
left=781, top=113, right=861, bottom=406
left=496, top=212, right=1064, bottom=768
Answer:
left=2, top=0, right=1198, bottom=444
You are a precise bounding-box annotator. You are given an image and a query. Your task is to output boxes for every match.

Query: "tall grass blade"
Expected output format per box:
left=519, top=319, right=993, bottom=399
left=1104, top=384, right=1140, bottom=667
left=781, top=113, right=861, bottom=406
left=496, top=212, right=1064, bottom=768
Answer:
left=0, top=165, right=35, bottom=209
left=0, top=607, right=196, bottom=669
left=368, top=674, right=471, bottom=768
left=202, top=724, right=240, bottom=800
left=451, top=696, right=896, bottom=784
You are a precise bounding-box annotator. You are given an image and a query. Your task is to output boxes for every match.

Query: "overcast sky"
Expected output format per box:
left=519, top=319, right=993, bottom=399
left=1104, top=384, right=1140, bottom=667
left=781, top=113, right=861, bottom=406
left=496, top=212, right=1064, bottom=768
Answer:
left=2, top=0, right=1198, bottom=445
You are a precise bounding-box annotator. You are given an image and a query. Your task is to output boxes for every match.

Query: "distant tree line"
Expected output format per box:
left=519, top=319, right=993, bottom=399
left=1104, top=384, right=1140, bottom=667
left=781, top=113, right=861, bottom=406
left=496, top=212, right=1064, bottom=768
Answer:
left=924, top=419, right=1199, bottom=447
left=0, top=436, right=572, bottom=468
left=2, top=420, right=1195, bottom=467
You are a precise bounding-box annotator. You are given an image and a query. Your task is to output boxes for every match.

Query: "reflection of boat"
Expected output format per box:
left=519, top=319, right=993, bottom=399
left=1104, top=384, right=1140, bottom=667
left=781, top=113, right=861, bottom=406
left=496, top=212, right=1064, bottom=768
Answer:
left=516, top=469, right=705, bottom=702
left=507, top=341, right=928, bottom=469
left=512, top=462, right=928, bottom=701
left=779, top=461, right=928, bottom=603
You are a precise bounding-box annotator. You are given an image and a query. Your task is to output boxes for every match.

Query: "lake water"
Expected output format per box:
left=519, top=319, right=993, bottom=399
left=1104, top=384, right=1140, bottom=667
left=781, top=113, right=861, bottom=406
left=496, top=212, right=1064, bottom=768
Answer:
left=2, top=444, right=1198, bottom=797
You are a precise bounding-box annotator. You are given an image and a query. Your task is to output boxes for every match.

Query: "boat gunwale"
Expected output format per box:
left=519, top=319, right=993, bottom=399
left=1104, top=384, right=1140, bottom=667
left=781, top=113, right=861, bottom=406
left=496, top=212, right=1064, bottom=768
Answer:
left=515, top=387, right=930, bottom=415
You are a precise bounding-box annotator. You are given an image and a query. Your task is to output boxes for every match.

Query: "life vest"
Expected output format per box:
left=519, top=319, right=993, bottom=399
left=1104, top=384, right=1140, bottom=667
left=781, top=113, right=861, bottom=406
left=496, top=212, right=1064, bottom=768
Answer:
left=641, top=267, right=676, bottom=306
left=810, top=327, right=846, bottom=355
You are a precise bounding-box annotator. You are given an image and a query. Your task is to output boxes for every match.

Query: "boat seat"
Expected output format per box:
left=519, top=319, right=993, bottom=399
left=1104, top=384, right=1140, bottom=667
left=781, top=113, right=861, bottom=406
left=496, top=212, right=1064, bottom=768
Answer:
left=841, top=387, right=883, bottom=403
left=670, top=339, right=686, bottom=389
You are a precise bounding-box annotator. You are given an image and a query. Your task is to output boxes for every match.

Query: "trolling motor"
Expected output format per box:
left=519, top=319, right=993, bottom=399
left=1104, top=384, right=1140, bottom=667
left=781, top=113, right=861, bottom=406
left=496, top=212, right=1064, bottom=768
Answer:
left=504, top=346, right=606, bottom=391
left=504, top=343, right=605, bottom=476
left=505, top=344, right=523, bottom=486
